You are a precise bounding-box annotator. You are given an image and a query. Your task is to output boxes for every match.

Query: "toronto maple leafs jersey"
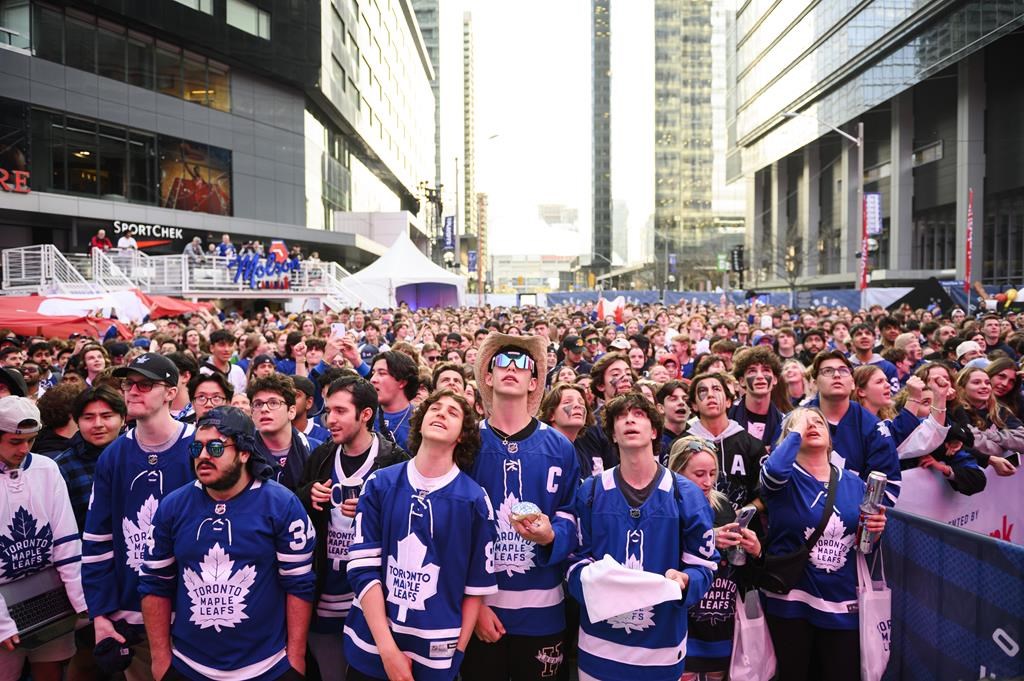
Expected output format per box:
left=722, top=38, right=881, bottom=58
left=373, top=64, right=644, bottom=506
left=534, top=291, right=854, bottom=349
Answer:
left=0, top=454, right=86, bottom=640
left=806, top=398, right=901, bottom=505
left=470, top=420, right=580, bottom=636
left=848, top=353, right=901, bottom=393
left=344, top=461, right=497, bottom=681
left=139, top=478, right=316, bottom=681
left=566, top=467, right=718, bottom=681
left=759, top=432, right=866, bottom=629
left=82, top=423, right=195, bottom=624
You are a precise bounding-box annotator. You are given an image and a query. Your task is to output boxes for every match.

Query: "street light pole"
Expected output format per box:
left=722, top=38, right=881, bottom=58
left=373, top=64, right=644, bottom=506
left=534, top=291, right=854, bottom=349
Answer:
left=781, top=112, right=865, bottom=307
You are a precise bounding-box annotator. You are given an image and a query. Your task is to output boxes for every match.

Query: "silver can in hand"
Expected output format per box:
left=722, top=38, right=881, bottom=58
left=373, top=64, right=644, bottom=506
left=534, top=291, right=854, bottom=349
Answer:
left=857, top=471, right=887, bottom=553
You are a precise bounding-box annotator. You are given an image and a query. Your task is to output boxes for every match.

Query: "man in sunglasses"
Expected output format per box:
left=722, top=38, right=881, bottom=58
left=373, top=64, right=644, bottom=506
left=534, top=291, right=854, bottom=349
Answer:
left=83, top=353, right=196, bottom=680
left=140, top=406, right=314, bottom=681
left=462, top=334, right=579, bottom=681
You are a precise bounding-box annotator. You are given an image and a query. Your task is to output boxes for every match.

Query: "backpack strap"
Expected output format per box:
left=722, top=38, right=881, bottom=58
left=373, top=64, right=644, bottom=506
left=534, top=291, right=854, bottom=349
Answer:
left=804, top=464, right=839, bottom=550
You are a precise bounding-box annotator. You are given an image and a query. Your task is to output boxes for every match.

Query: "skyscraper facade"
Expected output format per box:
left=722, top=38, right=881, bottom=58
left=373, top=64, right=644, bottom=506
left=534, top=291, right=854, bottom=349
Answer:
left=731, top=0, right=1024, bottom=287
left=411, top=0, right=441, bottom=191
left=462, top=11, right=476, bottom=238
left=591, top=0, right=612, bottom=272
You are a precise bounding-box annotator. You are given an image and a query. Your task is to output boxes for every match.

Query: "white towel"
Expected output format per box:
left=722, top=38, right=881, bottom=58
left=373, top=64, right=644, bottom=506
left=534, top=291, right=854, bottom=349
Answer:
left=580, top=554, right=683, bottom=623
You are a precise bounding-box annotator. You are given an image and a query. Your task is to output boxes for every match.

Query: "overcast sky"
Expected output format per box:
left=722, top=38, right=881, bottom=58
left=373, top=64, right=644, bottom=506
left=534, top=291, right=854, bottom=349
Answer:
left=438, top=0, right=594, bottom=256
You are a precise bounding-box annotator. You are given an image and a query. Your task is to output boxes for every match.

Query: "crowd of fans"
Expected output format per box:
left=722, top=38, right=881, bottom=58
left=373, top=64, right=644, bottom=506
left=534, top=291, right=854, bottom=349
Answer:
left=0, top=297, right=1019, bottom=681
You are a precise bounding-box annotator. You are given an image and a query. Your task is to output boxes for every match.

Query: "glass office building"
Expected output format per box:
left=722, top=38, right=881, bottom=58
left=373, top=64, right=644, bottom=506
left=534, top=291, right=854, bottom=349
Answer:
left=731, top=0, right=1024, bottom=287
left=0, top=0, right=434, bottom=269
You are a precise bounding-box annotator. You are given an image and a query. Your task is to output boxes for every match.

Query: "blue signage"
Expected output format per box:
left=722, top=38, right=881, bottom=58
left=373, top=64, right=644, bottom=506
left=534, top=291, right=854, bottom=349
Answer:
left=668, top=253, right=677, bottom=274
left=227, top=249, right=301, bottom=290
left=443, top=216, right=456, bottom=251
left=468, top=249, right=477, bottom=273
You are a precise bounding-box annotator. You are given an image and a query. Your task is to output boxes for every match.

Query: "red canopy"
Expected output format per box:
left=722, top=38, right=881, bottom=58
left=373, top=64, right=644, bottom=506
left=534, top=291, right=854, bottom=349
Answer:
left=0, top=314, right=130, bottom=339
left=135, top=292, right=213, bottom=319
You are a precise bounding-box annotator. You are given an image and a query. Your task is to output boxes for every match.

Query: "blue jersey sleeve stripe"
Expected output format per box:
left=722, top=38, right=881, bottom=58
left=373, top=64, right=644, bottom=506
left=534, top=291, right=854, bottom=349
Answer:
left=82, top=552, right=114, bottom=564
left=144, top=557, right=176, bottom=569
left=53, top=556, right=81, bottom=567
left=82, top=532, right=113, bottom=542
left=54, top=534, right=80, bottom=546
left=276, top=551, right=313, bottom=563
left=279, top=564, right=312, bottom=576
left=346, top=548, right=381, bottom=560
left=347, top=557, right=381, bottom=570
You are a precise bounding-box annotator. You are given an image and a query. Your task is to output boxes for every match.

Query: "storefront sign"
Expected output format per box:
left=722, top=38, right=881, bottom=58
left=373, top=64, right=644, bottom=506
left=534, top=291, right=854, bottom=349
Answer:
left=227, top=248, right=301, bottom=290
left=0, top=169, right=29, bottom=194
left=113, top=220, right=184, bottom=241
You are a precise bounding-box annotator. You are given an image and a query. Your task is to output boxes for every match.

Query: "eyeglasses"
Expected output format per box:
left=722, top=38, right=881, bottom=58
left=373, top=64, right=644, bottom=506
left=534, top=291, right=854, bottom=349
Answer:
left=585, top=338, right=600, bottom=345
left=424, top=354, right=441, bottom=362
left=491, top=352, right=536, bottom=373
left=188, top=439, right=235, bottom=458
left=818, top=366, right=853, bottom=378
left=251, top=398, right=287, bottom=411
left=121, top=379, right=163, bottom=393
left=193, top=394, right=226, bottom=406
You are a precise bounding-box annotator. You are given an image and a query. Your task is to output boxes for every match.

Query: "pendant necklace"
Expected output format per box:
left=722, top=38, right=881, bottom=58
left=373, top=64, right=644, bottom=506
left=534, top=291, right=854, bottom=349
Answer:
left=489, top=423, right=519, bottom=454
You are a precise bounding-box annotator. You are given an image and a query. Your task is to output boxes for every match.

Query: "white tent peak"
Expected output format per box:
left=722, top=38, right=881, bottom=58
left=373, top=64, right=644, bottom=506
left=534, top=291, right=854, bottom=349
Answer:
left=340, top=232, right=466, bottom=309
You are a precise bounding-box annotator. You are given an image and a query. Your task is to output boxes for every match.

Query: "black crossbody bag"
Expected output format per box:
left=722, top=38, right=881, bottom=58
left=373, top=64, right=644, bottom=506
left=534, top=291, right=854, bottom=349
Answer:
left=757, top=464, right=838, bottom=595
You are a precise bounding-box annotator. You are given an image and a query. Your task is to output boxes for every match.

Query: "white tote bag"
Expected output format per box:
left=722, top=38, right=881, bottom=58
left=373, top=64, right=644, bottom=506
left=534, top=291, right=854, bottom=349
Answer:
left=857, top=550, right=892, bottom=681
left=729, top=589, right=777, bottom=681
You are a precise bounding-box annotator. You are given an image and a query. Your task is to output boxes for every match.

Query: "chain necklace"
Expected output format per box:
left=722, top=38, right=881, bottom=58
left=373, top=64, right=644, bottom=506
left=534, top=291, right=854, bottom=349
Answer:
left=385, top=405, right=412, bottom=436
left=488, top=422, right=519, bottom=454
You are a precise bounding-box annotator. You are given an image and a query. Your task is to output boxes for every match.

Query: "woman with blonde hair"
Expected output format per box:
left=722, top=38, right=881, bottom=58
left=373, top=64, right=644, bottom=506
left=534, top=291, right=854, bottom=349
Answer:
left=760, top=407, right=887, bottom=681
left=952, top=366, right=1022, bottom=476
left=781, top=358, right=812, bottom=407
left=669, top=436, right=760, bottom=681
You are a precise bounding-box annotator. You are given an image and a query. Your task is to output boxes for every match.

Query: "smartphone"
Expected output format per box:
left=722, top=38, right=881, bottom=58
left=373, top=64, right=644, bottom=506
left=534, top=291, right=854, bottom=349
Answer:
left=760, top=314, right=773, bottom=330
left=1005, top=452, right=1022, bottom=468
left=331, top=322, right=347, bottom=337
left=734, top=505, right=757, bottom=531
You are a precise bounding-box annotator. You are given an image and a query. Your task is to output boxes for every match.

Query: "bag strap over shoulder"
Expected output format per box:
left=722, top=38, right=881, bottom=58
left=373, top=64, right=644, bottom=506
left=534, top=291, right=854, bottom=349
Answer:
left=804, top=464, right=838, bottom=550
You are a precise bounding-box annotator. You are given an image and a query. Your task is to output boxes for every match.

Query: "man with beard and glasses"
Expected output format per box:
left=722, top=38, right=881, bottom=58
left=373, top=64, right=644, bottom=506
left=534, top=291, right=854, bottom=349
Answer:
left=83, top=353, right=196, bottom=681
left=140, top=407, right=315, bottom=681
left=295, top=376, right=408, bottom=680
left=729, top=346, right=786, bottom=451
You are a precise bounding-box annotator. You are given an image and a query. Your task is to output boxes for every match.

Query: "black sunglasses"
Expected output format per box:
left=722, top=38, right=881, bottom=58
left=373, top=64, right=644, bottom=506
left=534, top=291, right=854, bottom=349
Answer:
left=188, top=439, right=235, bottom=458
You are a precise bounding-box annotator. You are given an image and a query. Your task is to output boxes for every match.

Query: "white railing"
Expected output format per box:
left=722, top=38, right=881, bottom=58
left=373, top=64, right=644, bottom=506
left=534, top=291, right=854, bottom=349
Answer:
left=92, top=249, right=136, bottom=290
left=1, top=245, right=104, bottom=295
left=1, top=246, right=368, bottom=306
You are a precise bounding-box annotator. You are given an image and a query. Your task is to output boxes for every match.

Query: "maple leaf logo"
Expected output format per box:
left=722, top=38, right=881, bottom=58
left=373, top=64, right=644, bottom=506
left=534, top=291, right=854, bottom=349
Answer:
left=493, top=495, right=536, bottom=577
left=606, top=541, right=656, bottom=633
left=0, top=508, right=53, bottom=580
left=122, top=495, right=159, bottom=573
left=806, top=512, right=855, bottom=573
left=386, top=533, right=439, bottom=622
left=183, top=543, right=257, bottom=632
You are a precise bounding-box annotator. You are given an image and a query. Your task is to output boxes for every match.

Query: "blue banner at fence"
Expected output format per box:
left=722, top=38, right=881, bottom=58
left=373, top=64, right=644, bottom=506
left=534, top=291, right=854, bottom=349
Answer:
left=796, top=289, right=863, bottom=310
left=883, top=509, right=1024, bottom=681
left=442, top=216, right=455, bottom=251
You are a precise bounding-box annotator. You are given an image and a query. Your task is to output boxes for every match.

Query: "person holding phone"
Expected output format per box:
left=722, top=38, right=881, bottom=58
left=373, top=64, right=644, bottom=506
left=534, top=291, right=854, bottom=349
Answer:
left=295, top=376, right=408, bottom=680
left=670, top=436, right=761, bottom=681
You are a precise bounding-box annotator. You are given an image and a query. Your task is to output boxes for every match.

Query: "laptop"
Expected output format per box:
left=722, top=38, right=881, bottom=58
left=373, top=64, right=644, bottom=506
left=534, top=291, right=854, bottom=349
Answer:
left=0, top=567, right=79, bottom=649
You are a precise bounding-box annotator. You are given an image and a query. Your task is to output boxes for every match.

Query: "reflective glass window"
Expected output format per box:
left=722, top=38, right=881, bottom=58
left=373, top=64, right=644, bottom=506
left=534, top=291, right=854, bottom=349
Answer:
left=182, top=51, right=208, bottom=106
left=207, top=60, right=231, bottom=111
left=0, top=0, right=30, bottom=49
left=126, top=32, right=154, bottom=89
left=64, top=13, right=95, bottom=73
left=156, top=43, right=182, bottom=98
left=98, top=125, right=126, bottom=197
left=65, top=117, right=98, bottom=195
left=96, top=23, right=125, bottom=81
left=32, top=3, right=62, bottom=62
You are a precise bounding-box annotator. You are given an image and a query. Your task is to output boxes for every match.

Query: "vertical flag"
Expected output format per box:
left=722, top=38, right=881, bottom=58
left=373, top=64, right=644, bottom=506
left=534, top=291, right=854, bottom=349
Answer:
left=858, top=193, right=870, bottom=290
left=964, top=188, right=974, bottom=293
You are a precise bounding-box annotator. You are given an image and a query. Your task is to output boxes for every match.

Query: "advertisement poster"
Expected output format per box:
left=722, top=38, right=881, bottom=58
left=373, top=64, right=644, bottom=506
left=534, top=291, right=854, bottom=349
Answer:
left=159, top=139, right=232, bottom=215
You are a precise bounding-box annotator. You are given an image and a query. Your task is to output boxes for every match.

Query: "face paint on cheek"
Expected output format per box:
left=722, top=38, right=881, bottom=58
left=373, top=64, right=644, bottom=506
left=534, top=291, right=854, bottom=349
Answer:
left=697, top=387, right=710, bottom=400
left=745, top=376, right=758, bottom=392
left=561, top=405, right=574, bottom=418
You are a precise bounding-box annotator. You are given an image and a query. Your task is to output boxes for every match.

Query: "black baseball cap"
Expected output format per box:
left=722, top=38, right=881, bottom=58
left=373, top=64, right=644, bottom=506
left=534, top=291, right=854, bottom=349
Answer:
left=112, top=352, right=179, bottom=385
left=292, top=376, right=316, bottom=398
left=251, top=354, right=276, bottom=370
left=0, top=368, right=27, bottom=397
left=360, top=344, right=379, bottom=361
left=562, top=335, right=585, bottom=352
left=196, top=406, right=257, bottom=452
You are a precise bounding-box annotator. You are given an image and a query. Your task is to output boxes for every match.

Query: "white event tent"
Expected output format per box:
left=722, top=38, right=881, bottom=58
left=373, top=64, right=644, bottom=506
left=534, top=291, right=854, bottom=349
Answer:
left=340, top=232, right=466, bottom=310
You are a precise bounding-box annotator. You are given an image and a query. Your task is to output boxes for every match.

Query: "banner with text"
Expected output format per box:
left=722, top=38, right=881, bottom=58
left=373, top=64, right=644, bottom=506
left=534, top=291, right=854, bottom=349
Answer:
left=894, top=466, right=1022, bottom=545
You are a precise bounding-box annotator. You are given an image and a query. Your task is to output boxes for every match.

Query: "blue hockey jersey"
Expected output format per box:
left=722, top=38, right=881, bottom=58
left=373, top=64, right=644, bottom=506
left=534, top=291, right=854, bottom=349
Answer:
left=848, top=353, right=901, bottom=393
left=379, top=406, right=414, bottom=451
left=566, top=467, right=718, bottom=681
left=470, top=419, right=580, bottom=636
left=344, top=461, right=497, bottom=681
left=759, top=432, right=866, bottom=630
left=805, top=399, right=901, bottom=505
left=82, top=423, right=195, bottom=624
left=139, top=478, right=316, bottom=681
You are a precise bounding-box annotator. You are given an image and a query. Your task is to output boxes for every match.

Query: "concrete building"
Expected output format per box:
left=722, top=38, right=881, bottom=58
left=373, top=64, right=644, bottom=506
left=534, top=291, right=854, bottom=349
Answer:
left=410, top=0, right=440, bottom=190
left=492, top=254, right=576, bottom=294
left=731, top=0, right=1024, bottom=288
left=0, top=0, right=434, bottom=273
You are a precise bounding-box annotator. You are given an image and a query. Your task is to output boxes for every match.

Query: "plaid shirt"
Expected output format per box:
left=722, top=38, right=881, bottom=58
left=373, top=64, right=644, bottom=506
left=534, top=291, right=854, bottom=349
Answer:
left=50, top=433, right=105, bottom=534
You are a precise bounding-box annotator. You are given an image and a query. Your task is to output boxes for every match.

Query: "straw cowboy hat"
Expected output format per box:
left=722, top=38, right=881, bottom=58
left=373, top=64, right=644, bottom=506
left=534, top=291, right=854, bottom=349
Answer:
left=474, top=333, right=549, bottom=416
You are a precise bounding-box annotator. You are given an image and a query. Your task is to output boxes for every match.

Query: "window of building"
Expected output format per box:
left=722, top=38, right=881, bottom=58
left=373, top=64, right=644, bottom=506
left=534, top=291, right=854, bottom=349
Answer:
left=207, top=60, right=230, bottom=111
left=64, top=11, right=96, bottom=73
left=97, top=124, right=127, bottom=197
left=227, top=0, right=270, bottom=40
left=156, top=42, right=182, bottom=98
left=158, top=137, right=232, bottom=215
left=173, top=0, right=213, bottom=14
left=126, top=31, right=154, bottom=89
left=127, top=131, right=155, bottom=203
left=96, top=21, right=126, bottom=82
left=64, top=117, right=98, bottom=195
left=182, top=51, right=208, bottom=106
left=32, top=2, right=62, bottom=61
left=0, top=0, right=30, bottom=49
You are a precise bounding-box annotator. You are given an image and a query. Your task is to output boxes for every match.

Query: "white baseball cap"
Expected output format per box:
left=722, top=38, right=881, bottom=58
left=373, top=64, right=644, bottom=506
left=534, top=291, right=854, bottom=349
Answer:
left=0, top=396, right=41, bottom=435
left=956, top=340, right=982, bottom=360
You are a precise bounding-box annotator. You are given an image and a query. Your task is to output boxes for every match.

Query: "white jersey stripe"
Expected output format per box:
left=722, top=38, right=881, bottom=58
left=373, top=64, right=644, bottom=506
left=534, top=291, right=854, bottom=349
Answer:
left=484, top=585, right=563, bottom=610
left=578, top=628, right=687, bottom=667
